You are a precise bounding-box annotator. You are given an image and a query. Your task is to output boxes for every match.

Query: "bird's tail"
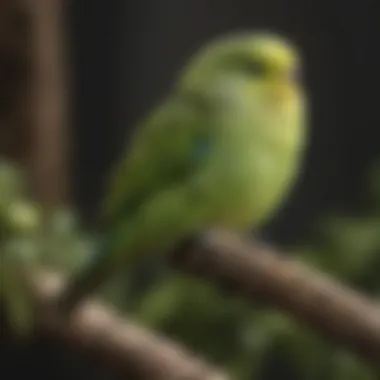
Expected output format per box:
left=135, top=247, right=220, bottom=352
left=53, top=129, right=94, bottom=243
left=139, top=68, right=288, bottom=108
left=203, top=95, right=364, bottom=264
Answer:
left=57, top=237, right=120, bottom=316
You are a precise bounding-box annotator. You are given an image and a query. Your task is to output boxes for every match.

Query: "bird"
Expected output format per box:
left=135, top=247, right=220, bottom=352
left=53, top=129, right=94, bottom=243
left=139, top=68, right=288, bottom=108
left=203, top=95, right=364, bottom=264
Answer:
left=59, top=31, right=308, bottom=315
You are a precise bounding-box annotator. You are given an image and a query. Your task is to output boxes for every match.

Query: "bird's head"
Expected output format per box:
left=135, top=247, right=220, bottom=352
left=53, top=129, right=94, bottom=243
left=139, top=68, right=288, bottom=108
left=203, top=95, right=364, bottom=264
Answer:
left=180, top=32, right=303, bottom=109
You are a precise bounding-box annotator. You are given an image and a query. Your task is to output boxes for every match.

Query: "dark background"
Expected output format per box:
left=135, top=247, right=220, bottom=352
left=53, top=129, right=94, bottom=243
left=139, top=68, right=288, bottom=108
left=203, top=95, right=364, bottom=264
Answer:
left=3, top=0, right=379, bottom=379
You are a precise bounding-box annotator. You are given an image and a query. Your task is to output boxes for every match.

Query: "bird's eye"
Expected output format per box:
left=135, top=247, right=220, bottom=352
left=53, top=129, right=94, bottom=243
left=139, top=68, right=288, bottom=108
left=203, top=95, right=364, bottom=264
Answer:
left=246, top=59, right=267, bottom=77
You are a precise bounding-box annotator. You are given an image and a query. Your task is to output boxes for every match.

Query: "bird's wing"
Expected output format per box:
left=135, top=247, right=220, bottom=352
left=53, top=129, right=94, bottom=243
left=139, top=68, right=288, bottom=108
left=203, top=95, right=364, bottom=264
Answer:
left=101, top=94, right=213, bottom=225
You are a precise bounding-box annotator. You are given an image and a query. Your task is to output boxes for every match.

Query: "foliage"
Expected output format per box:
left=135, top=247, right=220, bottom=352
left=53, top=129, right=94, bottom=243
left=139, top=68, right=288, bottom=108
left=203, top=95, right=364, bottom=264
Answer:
left=1, top=156, right=379, bottom=379
left=0, top=158, right=95, bottom=335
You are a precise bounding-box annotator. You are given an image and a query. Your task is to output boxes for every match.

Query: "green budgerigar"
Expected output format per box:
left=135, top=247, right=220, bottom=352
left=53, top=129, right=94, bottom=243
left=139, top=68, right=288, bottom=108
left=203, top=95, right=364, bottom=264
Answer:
left=60, top=32, right=308, bottom=313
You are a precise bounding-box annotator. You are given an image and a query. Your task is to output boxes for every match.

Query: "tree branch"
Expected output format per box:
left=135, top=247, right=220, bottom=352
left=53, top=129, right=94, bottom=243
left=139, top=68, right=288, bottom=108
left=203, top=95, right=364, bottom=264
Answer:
left=31, top=270, right=229, bottom=380
left=10, top=231, right=380, bottom=376
left=170, top=231, right=380, bottom=369
left=27, top=0, right=69, bottom=205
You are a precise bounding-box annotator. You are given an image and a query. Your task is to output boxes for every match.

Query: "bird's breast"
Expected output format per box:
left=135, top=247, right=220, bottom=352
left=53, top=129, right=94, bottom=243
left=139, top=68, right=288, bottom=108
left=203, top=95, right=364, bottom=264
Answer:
left=205, top=105, right=304, bottom=229
left=209, top=145, right=298, bottom=228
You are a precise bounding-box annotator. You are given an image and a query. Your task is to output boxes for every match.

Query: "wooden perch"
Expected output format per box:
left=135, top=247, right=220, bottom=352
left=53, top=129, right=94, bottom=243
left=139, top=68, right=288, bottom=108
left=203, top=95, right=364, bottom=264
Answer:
left=31, top=271, right=229, bottom=380
left=170, top=231, right=380, bottom=369
left=24, top=230, right=379, bottom=376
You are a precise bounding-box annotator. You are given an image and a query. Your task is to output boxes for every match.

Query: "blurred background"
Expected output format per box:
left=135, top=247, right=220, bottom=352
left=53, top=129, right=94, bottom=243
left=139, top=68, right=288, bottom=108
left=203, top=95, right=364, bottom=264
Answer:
left=1, top=0, right=379, bottom=379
